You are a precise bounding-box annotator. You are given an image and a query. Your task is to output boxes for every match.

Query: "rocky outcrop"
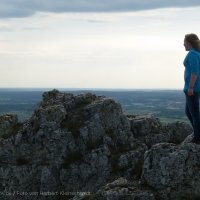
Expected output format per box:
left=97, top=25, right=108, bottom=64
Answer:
left=128, top=114, right=192, bottom=148
left=89, top=177, right=155, bottom=200
left=0, top=89, right=194, bottom=200
left=141, top=137, right=200, bottom=200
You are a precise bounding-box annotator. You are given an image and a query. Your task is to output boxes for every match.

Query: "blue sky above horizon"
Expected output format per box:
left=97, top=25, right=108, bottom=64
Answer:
left=1, top=1, right=200, bottom=89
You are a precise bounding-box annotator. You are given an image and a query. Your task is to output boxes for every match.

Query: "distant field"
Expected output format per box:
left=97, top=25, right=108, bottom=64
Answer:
left=0, top=89, right=188, bottom=123
left=91, top=90, right=188, bottom=123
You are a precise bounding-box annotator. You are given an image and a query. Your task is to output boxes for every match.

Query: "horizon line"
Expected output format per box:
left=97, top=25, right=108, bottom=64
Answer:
left=0, top=87, right=182, bottom=91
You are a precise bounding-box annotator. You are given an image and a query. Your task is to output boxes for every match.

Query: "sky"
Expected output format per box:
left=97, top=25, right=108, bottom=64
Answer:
left=1, top=1, right=200, bottom=89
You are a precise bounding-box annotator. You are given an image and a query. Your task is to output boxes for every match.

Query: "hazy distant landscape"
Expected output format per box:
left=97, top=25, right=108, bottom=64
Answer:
left=0, top=89, right=187, bottom=123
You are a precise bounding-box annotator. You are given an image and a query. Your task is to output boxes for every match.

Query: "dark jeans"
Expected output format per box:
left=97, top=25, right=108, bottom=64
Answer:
left=185, top=92, right=200, bottom=139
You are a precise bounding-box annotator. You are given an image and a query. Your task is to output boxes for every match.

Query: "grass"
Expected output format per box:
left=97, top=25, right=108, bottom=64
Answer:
left=60, top=110, right=86, bottom=138
left=60, top=99, right=92, bottom=137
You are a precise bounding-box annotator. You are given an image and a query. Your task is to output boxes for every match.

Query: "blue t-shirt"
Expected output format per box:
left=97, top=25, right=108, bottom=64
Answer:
left=183, top=48, right=200, bottom=92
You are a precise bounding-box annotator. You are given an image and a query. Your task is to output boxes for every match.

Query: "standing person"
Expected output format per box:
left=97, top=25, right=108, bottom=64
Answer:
left=183, top=33, right=200, bottom=144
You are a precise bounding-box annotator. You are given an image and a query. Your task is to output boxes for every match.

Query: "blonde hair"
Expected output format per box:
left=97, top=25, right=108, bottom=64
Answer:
left=185, top=33, right=200, bottom=51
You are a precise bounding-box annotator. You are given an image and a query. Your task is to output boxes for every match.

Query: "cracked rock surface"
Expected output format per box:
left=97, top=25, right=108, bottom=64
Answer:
left=0, top=89, right=194, bottom=200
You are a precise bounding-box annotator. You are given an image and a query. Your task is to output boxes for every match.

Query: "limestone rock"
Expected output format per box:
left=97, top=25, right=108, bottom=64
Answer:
left=0, top=89, right=194, bottom=200
left=128, top=114, right=192, bottom=148
left=71, top=177, right=155, bottom=200
left=141, top=141, right=200, bottom=199
left=0, top=90, right=144, bottom=199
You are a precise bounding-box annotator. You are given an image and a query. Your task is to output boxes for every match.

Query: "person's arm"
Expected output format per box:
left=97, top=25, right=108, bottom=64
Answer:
left=187, top=73, right=197, bottom=96
left=187, top=52, right=199, bottom=96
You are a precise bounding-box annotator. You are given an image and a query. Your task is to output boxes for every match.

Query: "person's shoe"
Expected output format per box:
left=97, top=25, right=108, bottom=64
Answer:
left=190, top=137, right=200, bottom=144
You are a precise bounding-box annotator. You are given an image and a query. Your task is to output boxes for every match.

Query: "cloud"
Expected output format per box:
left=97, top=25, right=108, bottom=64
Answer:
left=1, top=0, right=200, bottom=18
left=0, top=27, right=13, bottom=31
left=0, top=22, right=14, bottom=31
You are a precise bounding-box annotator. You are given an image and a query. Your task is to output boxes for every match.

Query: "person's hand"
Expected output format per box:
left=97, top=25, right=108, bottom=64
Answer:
left=187, top=88, right=194, bottom=96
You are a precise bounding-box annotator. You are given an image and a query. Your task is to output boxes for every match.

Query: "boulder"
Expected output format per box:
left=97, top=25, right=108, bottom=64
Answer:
left=141, top=139, right=200, bottom=199
left=128, top=114, right=192, bottom=148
